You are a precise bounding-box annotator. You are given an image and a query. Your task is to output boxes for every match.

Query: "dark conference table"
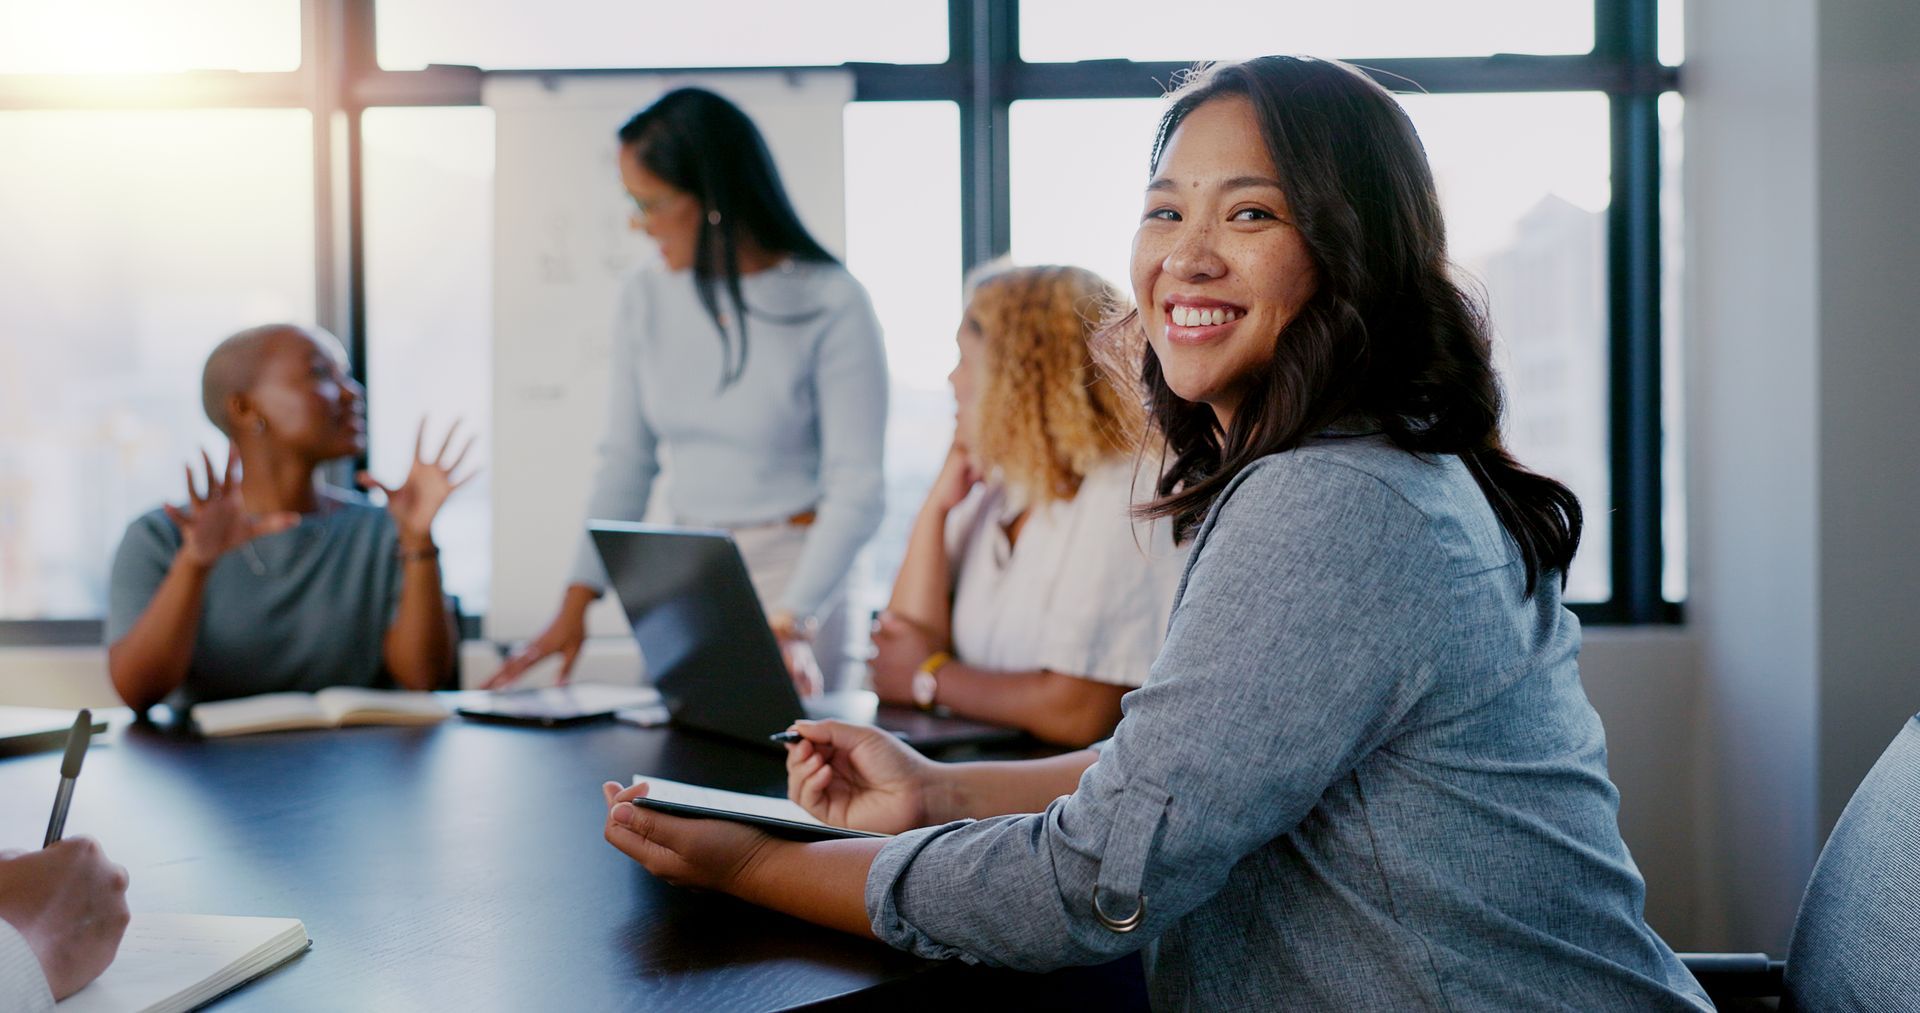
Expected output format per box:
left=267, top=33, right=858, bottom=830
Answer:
left=0, top=712, right=1144, bottom=1011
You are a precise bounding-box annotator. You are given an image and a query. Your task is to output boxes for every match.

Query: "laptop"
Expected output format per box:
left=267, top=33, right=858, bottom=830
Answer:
left=589, top=521, right=1024, bottom=751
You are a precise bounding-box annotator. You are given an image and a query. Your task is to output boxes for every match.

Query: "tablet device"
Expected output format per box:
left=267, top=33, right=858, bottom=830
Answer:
left=631, top=797, right=888, bottom=841
left=457, top=684, right=662, bottom=728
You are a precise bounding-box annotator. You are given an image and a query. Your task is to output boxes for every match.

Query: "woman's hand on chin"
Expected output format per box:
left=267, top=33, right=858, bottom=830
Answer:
left=927, top=440, right=981, bottom=514
left=601, top=781, right=777, bottom=894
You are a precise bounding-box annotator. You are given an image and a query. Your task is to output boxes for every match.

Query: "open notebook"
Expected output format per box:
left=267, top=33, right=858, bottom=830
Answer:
left=630, top=775, right=890, bottom=841
left=193, top=688, right=450, bottom=737
left=56, top=914, right=309, bottom=1013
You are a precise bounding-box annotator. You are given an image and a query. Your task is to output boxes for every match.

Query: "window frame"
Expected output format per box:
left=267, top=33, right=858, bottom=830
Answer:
left=0, top=0, right=1678, bottom=644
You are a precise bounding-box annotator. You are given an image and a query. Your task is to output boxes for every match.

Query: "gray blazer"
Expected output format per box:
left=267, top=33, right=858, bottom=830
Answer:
left=866, top=436, right=1710, bottom=1011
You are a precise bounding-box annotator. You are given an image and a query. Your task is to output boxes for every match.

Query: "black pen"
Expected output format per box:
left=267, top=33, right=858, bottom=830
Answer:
left=43, top=709, right=92, bottom=847
left=768, top=730, right=803, bottom=744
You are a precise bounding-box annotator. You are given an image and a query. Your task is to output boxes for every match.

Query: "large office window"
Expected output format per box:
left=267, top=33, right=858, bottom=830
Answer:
left=376, top=0, right=948, bottom=71
left=1020, top=0, right=1594, bottom=62
left=0, top=0, right=1679, bottom=639
left=1401, top=92, right=1614, bottom=602
left=843, top=101, right=965, bottom=624
left=1660, top=92, right=1686, bottom=602
left=362, top=107, right=497, bottom=613
left=1008, top=98, right=1162, bottom=293
left=0, top=1, right=300, bottom=74
left=0, top=110, right=315, bottom=621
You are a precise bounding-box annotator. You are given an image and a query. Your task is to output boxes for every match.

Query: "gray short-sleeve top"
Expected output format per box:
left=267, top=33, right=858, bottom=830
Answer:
left=106, top=493, right=403, bottom=708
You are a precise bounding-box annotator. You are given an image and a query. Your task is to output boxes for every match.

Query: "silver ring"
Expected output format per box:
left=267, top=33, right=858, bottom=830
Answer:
left=1092, top=886, right=1145, bottom=933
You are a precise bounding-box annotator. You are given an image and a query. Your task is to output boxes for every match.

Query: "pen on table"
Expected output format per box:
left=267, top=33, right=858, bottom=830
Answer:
left=768, top=730, right=803, bottom=744
left=44, top=708, right=92, bottom=847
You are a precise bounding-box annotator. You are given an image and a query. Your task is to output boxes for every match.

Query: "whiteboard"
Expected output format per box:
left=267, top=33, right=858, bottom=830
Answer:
left=486, top=70, right=853, bottom=643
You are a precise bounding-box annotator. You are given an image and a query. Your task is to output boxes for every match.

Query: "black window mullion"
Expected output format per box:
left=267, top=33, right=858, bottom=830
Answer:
left=1007, top=54, right=1671, bottom=99
left=1607, top=91, right=1664, bottom=623
left=341, top=0, right=374, bottom=476
left=956, top=0, right=1013, bottom=269
left=1597, top=0, right=1666, bottom=622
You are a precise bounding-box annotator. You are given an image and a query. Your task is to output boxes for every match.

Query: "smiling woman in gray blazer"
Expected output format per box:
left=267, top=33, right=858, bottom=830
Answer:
left=595, top=56, right=1711, bottom=1011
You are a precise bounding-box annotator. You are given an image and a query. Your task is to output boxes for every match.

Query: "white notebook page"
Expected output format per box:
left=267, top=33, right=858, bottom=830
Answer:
left=57, top=913, right=308, bottom=1013
left=631, top=774, right=828, bottom=826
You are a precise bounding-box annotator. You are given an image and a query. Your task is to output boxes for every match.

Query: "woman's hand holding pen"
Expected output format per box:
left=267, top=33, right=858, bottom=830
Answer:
left=358, top=418, right=477, bottom=548
left=0, top=839, right=130, bottom=1001
left=165, top=448, right=300, bottom=568
left=782, top=720, right=938, bottom=835
left=601, top=781, right=775, bottom=893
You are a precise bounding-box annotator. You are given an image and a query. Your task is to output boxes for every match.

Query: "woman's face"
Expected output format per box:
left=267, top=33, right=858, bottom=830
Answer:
left=619, top=143, right=701, bottom=272
left=241, top=329, right=366, bottom=461
left=1130, top=94, right=1319, bottom=430
left=947, top=311, right=988, bottom=450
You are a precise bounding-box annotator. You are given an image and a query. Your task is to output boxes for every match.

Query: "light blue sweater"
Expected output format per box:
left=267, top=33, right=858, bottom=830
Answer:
left=568, top=261, right=887, bottom=618
left=867, top=435, right=1710, bottom=1010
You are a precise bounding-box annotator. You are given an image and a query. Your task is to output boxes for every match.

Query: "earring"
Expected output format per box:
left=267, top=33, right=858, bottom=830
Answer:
left=254, top=418, right=267, bottom=435
left=707, top=209, right=722, bottom=226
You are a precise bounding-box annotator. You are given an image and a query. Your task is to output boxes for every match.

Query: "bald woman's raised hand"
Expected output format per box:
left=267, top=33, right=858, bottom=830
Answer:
left=162, top=447, right=300, bottom=569
left=356, top=417, right=477, bottom=547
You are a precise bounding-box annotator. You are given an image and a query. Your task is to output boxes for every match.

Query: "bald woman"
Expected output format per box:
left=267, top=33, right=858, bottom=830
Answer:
left=107, top=324, right=472, bottom=712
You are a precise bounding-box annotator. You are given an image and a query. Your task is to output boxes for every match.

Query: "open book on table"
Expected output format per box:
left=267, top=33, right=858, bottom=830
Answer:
left=192, top=687, right=451, bottom=737
left=56, top=913, right=309, bottom=1013
left=630, top=775, right=891, bottom=841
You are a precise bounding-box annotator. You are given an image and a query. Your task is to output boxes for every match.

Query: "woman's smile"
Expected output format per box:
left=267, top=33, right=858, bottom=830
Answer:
left=1161, top=296, right=1249, bottom=344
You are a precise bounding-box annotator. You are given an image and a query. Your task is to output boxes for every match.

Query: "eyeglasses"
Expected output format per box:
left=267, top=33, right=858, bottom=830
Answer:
left=627, top=191, right=686, bottom=224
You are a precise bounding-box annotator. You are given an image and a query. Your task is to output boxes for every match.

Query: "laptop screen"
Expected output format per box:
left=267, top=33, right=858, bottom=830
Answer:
left=588, top=522, right=805, bottom=744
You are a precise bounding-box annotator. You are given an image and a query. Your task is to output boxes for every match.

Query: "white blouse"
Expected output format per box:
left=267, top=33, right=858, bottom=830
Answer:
left=945, top=459, right=1188, bottom=687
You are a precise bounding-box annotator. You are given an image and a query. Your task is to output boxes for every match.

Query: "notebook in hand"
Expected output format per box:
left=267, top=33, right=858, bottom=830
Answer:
left=629, top=775, right=890, bottom=841
left=192, top=688, right=450, bottom=737
left=55, top=913, right=309, bottom=1013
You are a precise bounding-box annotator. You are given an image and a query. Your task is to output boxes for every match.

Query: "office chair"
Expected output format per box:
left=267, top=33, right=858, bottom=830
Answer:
left=1676, top=710, right=1920, bottom=1011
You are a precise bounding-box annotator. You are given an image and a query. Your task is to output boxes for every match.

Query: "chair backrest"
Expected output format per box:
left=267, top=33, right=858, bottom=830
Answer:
left=1784, top=712, right=1920, bottom=1011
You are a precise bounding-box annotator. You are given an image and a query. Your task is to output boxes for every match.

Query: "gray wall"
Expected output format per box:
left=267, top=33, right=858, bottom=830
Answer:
left=1813, top=0, right=1920, bottom=838
left=1579, top=629, right=1701, bottom=944
left=1688, top=0, right=1920, bottom=952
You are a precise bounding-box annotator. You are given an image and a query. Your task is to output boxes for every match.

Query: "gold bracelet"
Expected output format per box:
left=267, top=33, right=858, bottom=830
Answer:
left=912, top=651, right=953, bottom=712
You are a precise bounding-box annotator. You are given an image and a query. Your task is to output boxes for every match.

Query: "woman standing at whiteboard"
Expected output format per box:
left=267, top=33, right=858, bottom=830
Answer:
left=489, top=88, right=887, bottom=693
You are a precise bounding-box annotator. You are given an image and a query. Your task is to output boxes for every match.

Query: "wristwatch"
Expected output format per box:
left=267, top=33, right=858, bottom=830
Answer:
left=911, top=651, right=952, bottom=712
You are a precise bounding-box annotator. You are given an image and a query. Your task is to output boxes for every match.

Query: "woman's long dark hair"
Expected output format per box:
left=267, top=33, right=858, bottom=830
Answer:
left=1125, top=56, right=1581, bottom=595
left=619, top=88, right=837, bottom=386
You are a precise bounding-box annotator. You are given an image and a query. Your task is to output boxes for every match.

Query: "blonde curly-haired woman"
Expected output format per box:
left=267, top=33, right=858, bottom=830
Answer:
left=867, top=264, right=1186, bottom=747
